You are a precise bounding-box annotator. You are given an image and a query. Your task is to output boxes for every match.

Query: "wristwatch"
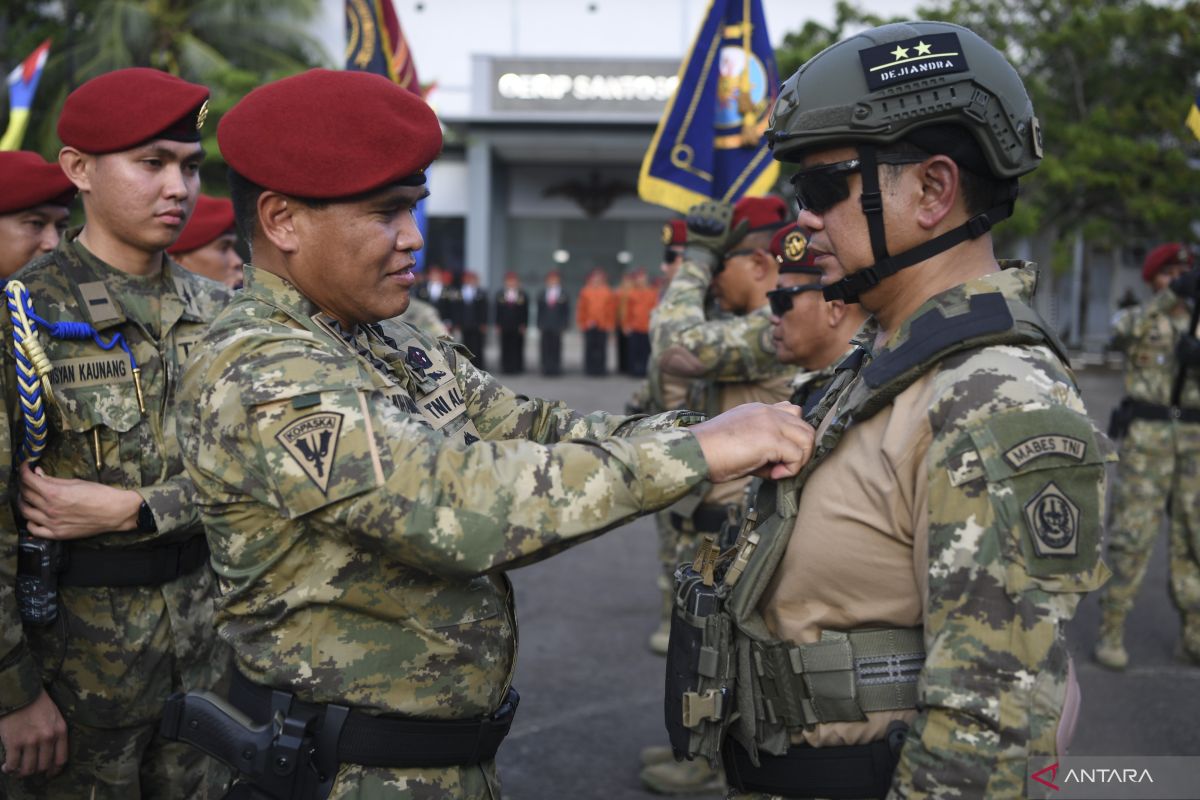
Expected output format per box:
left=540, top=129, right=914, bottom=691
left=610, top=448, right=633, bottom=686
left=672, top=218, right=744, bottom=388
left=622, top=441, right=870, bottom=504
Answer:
left=136, top=500, right=158, bottom=533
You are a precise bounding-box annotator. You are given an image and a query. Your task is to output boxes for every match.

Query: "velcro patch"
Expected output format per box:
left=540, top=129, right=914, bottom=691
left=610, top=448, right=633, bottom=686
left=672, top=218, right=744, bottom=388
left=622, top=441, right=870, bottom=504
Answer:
left=1023, top=481, right=1079, bottom=557
left=1003, top=435, right=1087, bottom=470
left=858, top=32, right=969, bottom=92
left=946, top=448, right=985, bottom=487
left=276, top=412, right=343, bottom=494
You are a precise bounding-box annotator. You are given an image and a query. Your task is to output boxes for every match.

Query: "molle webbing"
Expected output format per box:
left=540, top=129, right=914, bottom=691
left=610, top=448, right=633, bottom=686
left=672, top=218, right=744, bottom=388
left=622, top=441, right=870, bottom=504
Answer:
left=752, top=627, right=924, bottom=728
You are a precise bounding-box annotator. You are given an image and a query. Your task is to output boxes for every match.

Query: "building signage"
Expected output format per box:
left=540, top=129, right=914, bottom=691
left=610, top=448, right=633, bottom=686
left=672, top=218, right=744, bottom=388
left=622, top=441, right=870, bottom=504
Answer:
left=490, top=58, right=679, bottom=114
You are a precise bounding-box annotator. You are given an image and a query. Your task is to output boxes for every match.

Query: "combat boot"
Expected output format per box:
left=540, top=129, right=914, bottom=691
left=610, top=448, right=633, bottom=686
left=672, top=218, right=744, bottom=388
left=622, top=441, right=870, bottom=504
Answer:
left=639, top=745, right=674, bottom=767
left=1093, top=607, right=1129, bottom=670
left=639, top=757, right=724, bottom=795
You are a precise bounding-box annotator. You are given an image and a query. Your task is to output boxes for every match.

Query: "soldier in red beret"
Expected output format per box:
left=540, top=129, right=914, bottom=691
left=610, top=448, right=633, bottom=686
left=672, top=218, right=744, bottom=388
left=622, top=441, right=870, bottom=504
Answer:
left=494, top=270, right=529, bottom=374
left=0, top=68, right=231, bottom=798
left=168, top=194, right=243, bottom=288
left=168, top=68, right=814, bottom=800
left=1095, top=241, right=1200, bottom=671
left=0, top=152, right=76, bottom=279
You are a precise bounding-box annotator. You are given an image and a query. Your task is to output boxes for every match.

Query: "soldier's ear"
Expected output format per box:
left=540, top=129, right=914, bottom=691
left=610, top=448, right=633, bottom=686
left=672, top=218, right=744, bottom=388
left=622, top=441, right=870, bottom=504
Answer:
left=259, top=192, right=299, bottom=254
left=58, top=147, right=93, bottom=193
left=826, top=299, right=847, bottom=328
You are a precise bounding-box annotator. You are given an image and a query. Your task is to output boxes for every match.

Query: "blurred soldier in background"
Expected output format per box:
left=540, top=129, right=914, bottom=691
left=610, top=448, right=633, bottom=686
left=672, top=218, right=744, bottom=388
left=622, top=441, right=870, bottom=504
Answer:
left=169, top=193, right=243, bottom=289
left=537, top=270, right=569, bottom=376
left=623, top=268, right=657, bottom=378
left=495, top=270, right=529, bottom=374
left=1096, top=242, right=1200, bottom=670
left=0, top=152, right=76, bottom=279
left=455, top=270, right=489, bottom=370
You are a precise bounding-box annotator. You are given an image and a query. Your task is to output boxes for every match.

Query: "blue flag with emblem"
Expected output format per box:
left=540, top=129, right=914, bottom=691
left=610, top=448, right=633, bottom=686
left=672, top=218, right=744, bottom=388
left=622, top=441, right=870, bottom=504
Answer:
left=638, top=0, right=780, bottom=212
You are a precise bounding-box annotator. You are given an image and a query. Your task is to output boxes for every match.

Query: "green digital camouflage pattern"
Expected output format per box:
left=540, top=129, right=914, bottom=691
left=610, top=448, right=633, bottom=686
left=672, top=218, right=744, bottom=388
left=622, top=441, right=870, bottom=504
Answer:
left=650, top=253, right=782, bottom=383
left=0, top=232, right=232, bottom=796
left=733, top=264, right=1112, bottom=799
left=1101, top=290, right=1200, bottom=658
left=397, top=296, right=451, bottom=339
left=177, top=265, right=710, bottom=799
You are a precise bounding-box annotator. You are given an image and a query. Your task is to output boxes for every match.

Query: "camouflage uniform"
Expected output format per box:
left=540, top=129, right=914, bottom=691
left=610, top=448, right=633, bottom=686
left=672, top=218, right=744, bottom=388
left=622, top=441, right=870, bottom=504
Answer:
left=397, top=295, right=451, bottom=339
left=176, top=265, right=710, bottom=800
left=650, top=252, right=794, bottom=567
left=0, top=232, right=231, bottom=799
left=727, top=264, right=1111, bottom=798
left=1099, top=288, right=1200, bottom=660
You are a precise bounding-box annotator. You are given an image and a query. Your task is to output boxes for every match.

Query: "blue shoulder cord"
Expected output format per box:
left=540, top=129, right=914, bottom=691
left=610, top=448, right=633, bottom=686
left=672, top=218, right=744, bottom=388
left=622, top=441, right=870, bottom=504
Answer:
left=6, top=280, right=145, bottom=464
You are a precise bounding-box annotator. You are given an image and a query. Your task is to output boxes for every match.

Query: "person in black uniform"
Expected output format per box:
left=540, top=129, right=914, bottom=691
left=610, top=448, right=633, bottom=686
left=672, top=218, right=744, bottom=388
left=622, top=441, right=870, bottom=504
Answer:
left=537, top=270, right=570, bottom=376
left=494, top=270, right=528, bottom=374
left=455, top=269, right=488, bottom=370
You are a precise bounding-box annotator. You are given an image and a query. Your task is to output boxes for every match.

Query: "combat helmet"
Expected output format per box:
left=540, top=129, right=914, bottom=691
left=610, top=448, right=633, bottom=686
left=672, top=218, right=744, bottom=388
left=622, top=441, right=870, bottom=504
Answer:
left=768, top=21, right=1043, bottom=303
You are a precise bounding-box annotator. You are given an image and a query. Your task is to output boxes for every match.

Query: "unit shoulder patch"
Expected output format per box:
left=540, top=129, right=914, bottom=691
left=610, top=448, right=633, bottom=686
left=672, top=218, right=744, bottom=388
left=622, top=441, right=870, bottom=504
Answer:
left=1023, top=481, right=1079, bottom=557
left=1002, top=434, right=1087, bottom=470
left=276, top=411, right=344, bottom=494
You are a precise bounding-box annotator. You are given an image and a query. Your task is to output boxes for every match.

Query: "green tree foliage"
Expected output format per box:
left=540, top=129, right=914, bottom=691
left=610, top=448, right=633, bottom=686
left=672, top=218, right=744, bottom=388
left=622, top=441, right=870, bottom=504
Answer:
left=1, top=0, right=330, bottom=187
left=774, top=0, right=1200, bottom=259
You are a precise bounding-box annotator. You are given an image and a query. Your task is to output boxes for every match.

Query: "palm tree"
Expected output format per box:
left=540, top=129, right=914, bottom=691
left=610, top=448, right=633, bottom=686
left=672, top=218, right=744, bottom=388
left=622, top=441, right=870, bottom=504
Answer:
left=3, top=0, right=331, bottom=172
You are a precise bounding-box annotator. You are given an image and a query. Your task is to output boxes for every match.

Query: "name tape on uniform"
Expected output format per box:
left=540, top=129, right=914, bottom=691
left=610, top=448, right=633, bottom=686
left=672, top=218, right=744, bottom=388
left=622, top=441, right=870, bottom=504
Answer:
left=50, top=354, right=134, bottom=390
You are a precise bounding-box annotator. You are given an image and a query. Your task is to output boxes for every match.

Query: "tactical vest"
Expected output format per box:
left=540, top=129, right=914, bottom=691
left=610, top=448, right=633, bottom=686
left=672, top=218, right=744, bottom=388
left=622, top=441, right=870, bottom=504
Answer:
left=665, top=290, right=1070, bottom=765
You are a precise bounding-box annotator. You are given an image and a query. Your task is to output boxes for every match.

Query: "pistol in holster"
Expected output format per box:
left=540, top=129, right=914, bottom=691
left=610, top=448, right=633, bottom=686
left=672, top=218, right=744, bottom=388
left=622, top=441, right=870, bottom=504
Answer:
left=16, top=528, right=67, bottom=626
left=664, top=540, right=736, bottom=767
left=160, top=690, right=344, bottom=800
left=1107, top=397, right=1135, bottom=440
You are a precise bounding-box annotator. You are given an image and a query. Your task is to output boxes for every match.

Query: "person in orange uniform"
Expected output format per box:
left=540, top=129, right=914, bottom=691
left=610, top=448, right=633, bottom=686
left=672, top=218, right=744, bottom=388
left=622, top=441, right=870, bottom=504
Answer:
left=622, top=268, right=657, bottom=377
left=576, top=268, right=616, bottom=376
left=168, top=193, right=243, bottom=288
left=0, top=152, right=76, bottom=279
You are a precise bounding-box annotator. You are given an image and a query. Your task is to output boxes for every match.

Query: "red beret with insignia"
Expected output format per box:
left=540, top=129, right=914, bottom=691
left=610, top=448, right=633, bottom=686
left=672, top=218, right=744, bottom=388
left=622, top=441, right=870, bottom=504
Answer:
left=662, top=219, right=687, bottom=246
left=0, top=151, right=76, bottom=214
left=770, top=223, right=820, bottom=275
left=219, top=69, right=441, bottom=199
left=732, top=196, right=789, bottom=233
left=168, top=194, right=235, bottom=255
left=57, top=68, right=209, bottom=154
left=1142, top=242, right=1193, bottom=283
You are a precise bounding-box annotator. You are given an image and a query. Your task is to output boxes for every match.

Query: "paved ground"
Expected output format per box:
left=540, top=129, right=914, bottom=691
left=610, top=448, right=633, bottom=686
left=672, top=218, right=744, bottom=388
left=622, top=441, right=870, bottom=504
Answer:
left=474, top=333, right=1199, bottom=799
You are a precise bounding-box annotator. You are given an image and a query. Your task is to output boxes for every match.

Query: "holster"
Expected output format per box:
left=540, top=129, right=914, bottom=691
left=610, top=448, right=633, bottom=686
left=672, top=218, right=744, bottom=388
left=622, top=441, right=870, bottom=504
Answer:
left=664, top=562, right=736, bottom=766
left=1107, top=397, right=1134, bottom=439
left=15, top=530, right=66, bottom=626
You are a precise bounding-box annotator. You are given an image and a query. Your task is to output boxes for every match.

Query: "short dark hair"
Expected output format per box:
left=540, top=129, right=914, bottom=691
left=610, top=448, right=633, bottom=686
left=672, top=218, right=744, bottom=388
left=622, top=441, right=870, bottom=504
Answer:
left=877, top=133, right=1013, bottom=217
left=228, top=168, right=264, bottom=247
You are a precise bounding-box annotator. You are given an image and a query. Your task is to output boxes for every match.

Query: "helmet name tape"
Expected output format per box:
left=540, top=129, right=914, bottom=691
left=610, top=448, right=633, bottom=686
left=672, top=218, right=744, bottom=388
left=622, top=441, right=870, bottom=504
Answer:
left=858, top=32, right=969, bottom=92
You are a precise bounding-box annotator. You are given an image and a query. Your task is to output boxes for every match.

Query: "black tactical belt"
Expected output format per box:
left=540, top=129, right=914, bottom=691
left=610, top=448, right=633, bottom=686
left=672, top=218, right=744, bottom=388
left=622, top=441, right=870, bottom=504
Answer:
left=1126, top=399, right=1200, bottom=423
left=722, top=733, right=901, bottom=800
left=670, top=503, right=735, bottom=534
left=230, top=668, right=519, bottom=768
left=59, top=535, right=209, bottom=588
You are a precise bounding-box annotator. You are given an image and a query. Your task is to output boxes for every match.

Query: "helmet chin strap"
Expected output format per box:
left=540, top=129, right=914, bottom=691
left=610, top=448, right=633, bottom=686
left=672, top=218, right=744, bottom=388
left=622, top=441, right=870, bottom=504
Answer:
left=822, top=144, right=1019, bottom=304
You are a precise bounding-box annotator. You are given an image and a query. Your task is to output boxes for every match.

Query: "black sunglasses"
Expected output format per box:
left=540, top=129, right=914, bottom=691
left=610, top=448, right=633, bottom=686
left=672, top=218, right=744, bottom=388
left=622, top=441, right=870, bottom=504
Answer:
left=767, top=284, right=825, bottom=316
left=789, top=154, right=926, bottom=214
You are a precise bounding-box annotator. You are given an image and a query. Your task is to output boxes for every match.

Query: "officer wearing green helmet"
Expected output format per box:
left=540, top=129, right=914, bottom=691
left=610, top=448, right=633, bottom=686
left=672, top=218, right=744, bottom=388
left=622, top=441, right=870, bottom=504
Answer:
left=660, top=21, right=1112, bottom=798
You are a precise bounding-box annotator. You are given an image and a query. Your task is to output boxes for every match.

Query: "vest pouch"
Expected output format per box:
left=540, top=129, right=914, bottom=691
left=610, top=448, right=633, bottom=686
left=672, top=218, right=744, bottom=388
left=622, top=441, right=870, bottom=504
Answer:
left=664, top=563, right=735, bottom=766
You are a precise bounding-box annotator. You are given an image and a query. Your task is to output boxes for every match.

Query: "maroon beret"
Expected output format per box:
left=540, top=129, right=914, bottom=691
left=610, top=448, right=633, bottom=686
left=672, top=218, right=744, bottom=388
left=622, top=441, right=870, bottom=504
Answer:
left=168, top=194, right=235, bottom=255
left=661, top=219, right=687, bottom=246
left=219, top=69, right=441, bottom=199
left=732, top=196, right=789, bottom=233
left=0, top=151, right=76, bottom=214
left=1142, top=242, right=1193, bottom=283
left=770, top=223, right=820, bottom=275
left=57, top=68, right=209, bottom=154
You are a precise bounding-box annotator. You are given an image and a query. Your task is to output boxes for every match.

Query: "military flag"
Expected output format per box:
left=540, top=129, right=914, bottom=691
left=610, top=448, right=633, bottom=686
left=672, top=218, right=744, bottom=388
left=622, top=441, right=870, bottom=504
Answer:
left=1187, top=92, right=1200, bottom=142
left=345, top=0, right=433, bottom=270
left=1, top=39, right=52, bottom=152
left=638, top=0, right=779, bottom=212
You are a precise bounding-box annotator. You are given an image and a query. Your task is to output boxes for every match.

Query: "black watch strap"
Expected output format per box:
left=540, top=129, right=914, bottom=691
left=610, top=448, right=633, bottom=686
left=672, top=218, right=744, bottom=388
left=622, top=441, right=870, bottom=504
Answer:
left=137, top=500, right=158, bottom=533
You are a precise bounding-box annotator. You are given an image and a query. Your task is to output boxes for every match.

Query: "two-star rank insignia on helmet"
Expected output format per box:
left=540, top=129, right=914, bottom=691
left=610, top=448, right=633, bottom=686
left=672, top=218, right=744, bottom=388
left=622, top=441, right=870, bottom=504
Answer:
left=858, top=32, right=969, bottom=91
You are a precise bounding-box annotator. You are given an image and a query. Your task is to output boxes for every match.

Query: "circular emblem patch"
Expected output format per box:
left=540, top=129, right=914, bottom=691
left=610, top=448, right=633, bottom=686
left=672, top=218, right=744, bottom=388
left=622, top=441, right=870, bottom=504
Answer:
left=1023, top=481, right=1080, bottom=557
left=783, top=229, right=808, bottom=262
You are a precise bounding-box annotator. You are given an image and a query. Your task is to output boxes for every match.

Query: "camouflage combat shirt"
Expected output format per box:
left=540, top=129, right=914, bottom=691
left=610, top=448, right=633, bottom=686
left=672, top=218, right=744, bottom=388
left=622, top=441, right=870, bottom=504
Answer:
left=177, top=265, right=708, bottom=722
left=0, top=232, right=230, bottom=725
left=1110, top=288, right=1200, bottom=408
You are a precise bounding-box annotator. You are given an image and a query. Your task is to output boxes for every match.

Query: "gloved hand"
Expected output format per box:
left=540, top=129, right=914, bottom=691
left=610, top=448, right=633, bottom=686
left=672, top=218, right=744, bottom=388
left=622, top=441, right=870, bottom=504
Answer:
left=1170, top=268, right=1200, bottom=300
left=684, top=201, right=749, bottom=260
left=1176, top=334, right=1200, bottom=367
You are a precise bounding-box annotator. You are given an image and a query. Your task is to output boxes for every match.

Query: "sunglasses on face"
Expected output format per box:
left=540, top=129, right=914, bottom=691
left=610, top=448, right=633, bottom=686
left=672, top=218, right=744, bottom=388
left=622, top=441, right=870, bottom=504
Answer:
left=663, top=248, right=683, bottom=264
left=789, top=154, right=927, bottom=215
left=767, top=283, right=825, bottom=316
